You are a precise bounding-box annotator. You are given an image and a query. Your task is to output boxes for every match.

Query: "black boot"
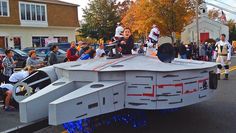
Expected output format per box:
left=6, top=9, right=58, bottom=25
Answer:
left=224, top=74, right=229, bottom=80
left=217, top=73, right=221, bottom=80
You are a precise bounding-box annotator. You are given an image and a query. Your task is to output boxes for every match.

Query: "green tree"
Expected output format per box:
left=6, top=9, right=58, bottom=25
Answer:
left=227, top=19, right=236, bottom=33
left=80, top=0, right=120, bottom=41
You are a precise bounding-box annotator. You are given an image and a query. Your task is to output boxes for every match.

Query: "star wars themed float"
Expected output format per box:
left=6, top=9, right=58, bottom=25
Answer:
left=13, top=43, right=218, bottom=131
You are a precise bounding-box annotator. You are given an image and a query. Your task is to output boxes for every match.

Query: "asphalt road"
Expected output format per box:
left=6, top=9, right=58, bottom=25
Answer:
left=95, top=57, right=236, bottom=133
left=1, top=57, right=236, bottom=133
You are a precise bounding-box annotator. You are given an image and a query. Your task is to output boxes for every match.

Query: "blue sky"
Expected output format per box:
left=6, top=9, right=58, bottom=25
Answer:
left=61, top=0, right=236, bottom=21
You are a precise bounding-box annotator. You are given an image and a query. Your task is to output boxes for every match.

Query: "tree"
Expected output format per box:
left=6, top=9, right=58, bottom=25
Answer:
left=80, top=0, right=120, bottom=41
left=227, top=19, right=236, bottom=33
left=117, top=0, right=133, bottom=18
left=121, top=0, right=197, bottom=44
left=208, top=8, right=220, bottom=20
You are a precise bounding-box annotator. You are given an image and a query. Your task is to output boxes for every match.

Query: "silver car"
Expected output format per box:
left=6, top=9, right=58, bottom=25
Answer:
left=35, top=47, right=67, bottom=63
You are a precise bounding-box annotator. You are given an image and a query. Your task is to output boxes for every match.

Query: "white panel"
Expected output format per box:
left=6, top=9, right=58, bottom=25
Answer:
left=125, top=71, right=157, bottom=109
left=98, top=88, right=115, bottom=114
left=49, top=92, right=100, bottom=125
left=49, top=81, right=125, bottom=125
left=112, top=84, right=125, bottom=110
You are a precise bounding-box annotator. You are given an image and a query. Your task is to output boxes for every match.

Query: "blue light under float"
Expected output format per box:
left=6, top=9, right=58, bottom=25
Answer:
left=63, top=109, right=180, bottom=133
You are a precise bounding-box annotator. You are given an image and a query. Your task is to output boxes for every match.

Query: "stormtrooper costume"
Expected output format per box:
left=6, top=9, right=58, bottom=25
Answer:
left=114, top=23, right=124, bottom=41
left=214, top=40, right=232, bottom=80
left=146, top=25, right=160, bottom=56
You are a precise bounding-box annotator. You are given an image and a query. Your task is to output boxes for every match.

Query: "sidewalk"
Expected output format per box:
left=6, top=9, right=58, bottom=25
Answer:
left=0, top=107, right=23, bottom=132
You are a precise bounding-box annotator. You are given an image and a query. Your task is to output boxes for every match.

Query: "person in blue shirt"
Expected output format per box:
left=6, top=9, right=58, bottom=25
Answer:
left=80, top=47, right=91, bottom=60
left=80, top=47, right=97, bottom=60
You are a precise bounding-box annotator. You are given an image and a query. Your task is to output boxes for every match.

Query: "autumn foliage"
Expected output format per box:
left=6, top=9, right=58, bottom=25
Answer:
left=121, top=0, right=196, bottom=38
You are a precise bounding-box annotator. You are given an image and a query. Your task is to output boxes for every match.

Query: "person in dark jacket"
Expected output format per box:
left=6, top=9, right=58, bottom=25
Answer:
left=119, top=28, right=134, bottom=55
left=66, top=41, right=79, bottom=61
left=48, top=45, right=58, bottom=65
left=179, top=44, right=187, bottom=59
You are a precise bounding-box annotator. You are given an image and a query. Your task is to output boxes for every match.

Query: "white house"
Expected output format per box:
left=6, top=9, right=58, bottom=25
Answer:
left=181, top=3, right=229, bottom=44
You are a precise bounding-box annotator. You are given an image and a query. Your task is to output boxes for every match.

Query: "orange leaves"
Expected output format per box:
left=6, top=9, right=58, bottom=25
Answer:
left=121, top=0, right=196, bottom=38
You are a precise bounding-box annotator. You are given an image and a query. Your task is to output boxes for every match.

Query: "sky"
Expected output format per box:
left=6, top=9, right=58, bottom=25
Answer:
left=60, top=0, right=236, bottom=21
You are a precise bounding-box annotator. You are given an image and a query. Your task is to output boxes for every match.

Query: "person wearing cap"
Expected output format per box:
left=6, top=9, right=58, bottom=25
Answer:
left=115, top=22, right=124, bottom=41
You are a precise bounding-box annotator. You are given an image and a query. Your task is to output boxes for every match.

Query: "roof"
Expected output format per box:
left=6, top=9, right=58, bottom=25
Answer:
left=185, top=16, right=228, bottom=30
left=25, top=0, right=79, bottom=7
left=54, top=55, right=217, bottom=72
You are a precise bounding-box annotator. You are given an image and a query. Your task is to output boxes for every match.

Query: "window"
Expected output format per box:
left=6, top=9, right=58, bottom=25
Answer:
left=20, top=4, right=25, bottom=20
left=36, top=5, right=40, bottom=21
left=54, top=37, right=68, bottom=43
left=32, top=36, right=48, bottom=47
left=31, top=5, right=36, bottom=20
left=41, top=5, right=45, bottom=21
left=26, top=4, right=30, bottom=20
left=0, top=0, right=9, bottom=17
left=19, top=2, right=47, bottom=23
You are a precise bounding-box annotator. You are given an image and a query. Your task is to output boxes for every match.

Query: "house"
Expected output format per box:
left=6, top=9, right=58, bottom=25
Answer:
left=181, top=3, right=229, bottom=44
left=0, top=0, right=79, bottom=49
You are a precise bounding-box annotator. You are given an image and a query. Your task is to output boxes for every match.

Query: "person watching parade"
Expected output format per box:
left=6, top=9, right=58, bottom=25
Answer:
left=67, top=41, right=79, bottom=61
left=26, top=50, right=45, bottom=68
left=214, top=34, right=232, bottom=80
left=95, top=43, right=106, bottom=58
left=48, top=45, right=59, bottom=65
left=2, top=49, right=17, bottom=83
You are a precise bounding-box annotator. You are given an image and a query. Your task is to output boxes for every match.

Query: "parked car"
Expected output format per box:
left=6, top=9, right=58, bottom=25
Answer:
left=46, top=43, right=70, bottom=52
left=11, top=49, right=28, bottom=68
left=35, top=47, right=67, bottom=63
left=22, top=47, right=35, bottom=54
left=0, top=48, right=5, bottom=58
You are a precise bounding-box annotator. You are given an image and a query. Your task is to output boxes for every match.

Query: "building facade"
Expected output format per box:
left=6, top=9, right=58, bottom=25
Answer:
left=0, top=0, right=79, bottom=49
left=181, top=3, right=229, bottom=44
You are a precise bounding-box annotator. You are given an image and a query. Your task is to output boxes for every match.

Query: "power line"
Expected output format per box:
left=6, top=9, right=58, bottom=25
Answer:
left=212, top=0, right=236, bottom=9
left=205, top=1, right=236, bottom=16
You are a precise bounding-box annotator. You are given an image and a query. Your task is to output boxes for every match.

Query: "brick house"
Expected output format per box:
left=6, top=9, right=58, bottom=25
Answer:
left=0, top=0, right=79, bottom=49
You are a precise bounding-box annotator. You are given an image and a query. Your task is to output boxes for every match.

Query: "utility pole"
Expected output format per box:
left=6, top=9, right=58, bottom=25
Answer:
left=196, top=0, right=200, bottom=46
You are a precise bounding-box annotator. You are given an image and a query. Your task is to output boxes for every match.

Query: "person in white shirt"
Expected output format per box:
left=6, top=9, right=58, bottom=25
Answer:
left=95, top=44, right=106, bottom=58
left=115, top=22, right=124, bottom=41
left=213, top=34, right=232, bottom=80
left=9, top=66, right=36, bottom=84
left=0, top=84, right=14, bottom=111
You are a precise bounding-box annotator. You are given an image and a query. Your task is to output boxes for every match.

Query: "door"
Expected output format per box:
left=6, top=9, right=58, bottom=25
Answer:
left=14, top=37, right=21, bottom=49
left=200, top=33, right=209, bottom=43
left=0, top=37, right=5, bottom=49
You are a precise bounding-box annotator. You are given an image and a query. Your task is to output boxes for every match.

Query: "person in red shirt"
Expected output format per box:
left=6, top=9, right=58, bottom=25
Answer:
left=66, top=41, right=79, bottom=61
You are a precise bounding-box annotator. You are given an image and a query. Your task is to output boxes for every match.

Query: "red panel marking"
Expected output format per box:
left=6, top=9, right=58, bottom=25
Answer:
left=143, top=85, right=155, bottom=97
left=184, top=89, right=197, bottom=94
left=127, top=78, right=208, bottom=97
